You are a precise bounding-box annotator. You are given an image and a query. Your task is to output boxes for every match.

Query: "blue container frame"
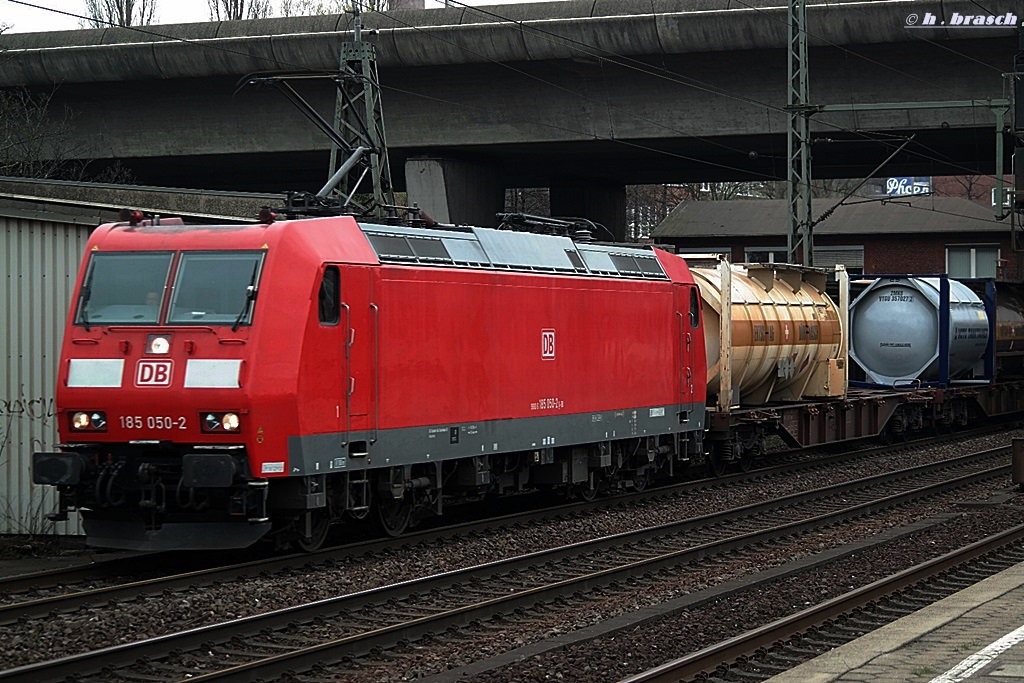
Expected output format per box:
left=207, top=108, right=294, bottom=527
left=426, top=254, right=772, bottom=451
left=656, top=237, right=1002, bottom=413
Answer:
left=849, top=273, right=996, bottom=390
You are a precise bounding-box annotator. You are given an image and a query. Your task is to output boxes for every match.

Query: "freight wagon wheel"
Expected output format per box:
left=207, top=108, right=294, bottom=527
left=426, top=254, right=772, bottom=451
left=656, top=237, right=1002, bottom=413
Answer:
left=375, top=494, right=414, bottom=537
left=705, top=444, right=728, bottom=478
left=886, top=422, right=909, bottom=443
left=738, top=438, right=760, bottom=473
left=293, top=509, right=331, bottom=552
left=738, top=449, right=754, bottom=473
left=880, top=410, right=909, bottom=445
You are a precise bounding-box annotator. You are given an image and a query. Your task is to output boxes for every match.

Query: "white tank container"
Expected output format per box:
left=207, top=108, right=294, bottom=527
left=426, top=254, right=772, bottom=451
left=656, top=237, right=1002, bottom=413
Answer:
left=849, top=277, right=989, bottom=385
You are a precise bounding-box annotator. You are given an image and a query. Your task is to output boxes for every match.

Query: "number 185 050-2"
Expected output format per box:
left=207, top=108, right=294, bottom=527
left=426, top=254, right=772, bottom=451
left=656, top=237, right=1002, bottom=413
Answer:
left=120, top=416, right=187, bottom=429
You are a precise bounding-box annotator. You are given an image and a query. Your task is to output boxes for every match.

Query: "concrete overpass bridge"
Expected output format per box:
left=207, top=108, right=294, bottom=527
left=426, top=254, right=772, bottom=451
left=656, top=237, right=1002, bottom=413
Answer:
left=0, top=0, right=1017, bottom=233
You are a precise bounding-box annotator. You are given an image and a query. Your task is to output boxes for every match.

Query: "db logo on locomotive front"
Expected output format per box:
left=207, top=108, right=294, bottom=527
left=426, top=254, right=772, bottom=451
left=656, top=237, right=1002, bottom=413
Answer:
left=136, top=360, right=173, bottom=387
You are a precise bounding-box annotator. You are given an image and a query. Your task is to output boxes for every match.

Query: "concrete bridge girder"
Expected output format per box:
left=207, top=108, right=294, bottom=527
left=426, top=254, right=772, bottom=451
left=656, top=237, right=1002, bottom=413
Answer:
left=21, top=37, right=1009, bottom=186
left=1, top=0, right=989, bottom=82
left=0, top=0, right=1016, bottom=231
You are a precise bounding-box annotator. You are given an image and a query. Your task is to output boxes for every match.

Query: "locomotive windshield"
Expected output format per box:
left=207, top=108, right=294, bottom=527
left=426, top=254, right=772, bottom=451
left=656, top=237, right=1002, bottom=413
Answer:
left=75, top=252, right=173, bottom=326
left=167, top=251, right=264, bottom=326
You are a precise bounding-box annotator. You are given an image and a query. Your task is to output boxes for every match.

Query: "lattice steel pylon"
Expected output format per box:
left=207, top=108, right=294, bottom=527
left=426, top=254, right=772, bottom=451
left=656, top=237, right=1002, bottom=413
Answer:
left=786, top=0, right=813, bottom=266
left=325, top=4, right=395, bottom=216
left=241, top=3, right=395, bottom=217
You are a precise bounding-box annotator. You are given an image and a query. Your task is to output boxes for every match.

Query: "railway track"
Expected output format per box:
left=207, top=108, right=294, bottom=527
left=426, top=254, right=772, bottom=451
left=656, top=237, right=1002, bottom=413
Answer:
left=2, top=425, right=1010, bottom=614
left=2, top=428, right=1007, bottom=602
left=1, top=444, right=1012, bottom=682
left=622, top=528, right=1024, bottom=683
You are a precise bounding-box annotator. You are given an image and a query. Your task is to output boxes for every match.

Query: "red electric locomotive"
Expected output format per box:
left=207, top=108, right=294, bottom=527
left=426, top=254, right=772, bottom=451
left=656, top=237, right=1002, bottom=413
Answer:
left=32, top=214, right=708, bottom=550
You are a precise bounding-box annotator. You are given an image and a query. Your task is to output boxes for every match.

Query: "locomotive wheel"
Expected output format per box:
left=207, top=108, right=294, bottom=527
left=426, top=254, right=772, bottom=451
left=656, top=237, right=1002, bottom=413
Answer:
left=576, top=473, right=601, bottom=501
left=375, top=494, right=413, bottom=537
left=293, top=509, right=331, bottom=552
left=632, top=469, right=649, bottom=492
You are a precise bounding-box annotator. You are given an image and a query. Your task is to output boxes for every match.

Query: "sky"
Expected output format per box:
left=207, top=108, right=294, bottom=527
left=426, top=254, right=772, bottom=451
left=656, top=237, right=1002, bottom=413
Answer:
left=1, top=0, right=532, bottom=33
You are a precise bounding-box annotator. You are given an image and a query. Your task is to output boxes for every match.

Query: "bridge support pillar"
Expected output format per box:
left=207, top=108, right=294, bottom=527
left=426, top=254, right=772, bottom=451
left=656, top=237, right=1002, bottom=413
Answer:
left=549, top=181, right=626, bottom=242
left=404, top=157, right=504, bottom=226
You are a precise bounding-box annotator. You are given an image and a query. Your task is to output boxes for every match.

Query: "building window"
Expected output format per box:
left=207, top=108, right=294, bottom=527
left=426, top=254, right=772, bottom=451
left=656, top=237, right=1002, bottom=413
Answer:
left=813, top=246, right=864, bottom=277
left=946, top=245, right=999, bottom=278
left=745, top=247, right=789, bottom=264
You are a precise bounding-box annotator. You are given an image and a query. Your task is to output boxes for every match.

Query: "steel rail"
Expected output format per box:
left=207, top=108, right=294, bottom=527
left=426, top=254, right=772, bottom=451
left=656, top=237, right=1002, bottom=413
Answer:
left=0, top=425, right=999, bottom=614
left=154, top=462, right=1018, bottom=683
left=2, top=449, right=1008, bottom=683
left=620, top=523, right=1024, bottom=683
left=0, top=552, right=159, bottom=595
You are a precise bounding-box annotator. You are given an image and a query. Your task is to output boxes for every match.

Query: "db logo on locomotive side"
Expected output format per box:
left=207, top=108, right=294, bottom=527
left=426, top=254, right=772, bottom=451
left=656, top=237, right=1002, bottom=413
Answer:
left=136, top=360, right=173, bottom=387
left=541, top=329, right=556, bottom=360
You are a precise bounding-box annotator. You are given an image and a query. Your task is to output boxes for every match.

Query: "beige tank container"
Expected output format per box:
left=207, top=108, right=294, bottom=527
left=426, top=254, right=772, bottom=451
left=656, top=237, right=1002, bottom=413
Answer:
left=689, top=259, right=849, bottom=411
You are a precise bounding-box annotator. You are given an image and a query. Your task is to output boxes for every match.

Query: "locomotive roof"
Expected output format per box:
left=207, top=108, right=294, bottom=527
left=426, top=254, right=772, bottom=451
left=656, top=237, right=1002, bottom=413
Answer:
left=359, top=223, right=670, bottom=280
left=77, top=216, right=681, bottom=282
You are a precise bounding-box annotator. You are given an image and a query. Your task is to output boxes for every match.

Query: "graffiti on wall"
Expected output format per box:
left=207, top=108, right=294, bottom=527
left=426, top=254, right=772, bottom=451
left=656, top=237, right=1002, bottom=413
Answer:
left=0, top=386, right=57, bottom=463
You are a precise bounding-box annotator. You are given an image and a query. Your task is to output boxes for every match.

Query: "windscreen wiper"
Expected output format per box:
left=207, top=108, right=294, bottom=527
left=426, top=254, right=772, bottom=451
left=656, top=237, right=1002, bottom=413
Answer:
left=77, top=284, right=92, bottom=331
left=232, top=262, right=260, bottom=332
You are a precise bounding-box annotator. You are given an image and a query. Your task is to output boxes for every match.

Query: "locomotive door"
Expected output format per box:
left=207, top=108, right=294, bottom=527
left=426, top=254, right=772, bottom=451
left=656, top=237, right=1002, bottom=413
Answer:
left=676, top=284, right=698, bottom=413
left=316, top=265, right=347, bottom=434
left=341, top=266, right=374, bottom=442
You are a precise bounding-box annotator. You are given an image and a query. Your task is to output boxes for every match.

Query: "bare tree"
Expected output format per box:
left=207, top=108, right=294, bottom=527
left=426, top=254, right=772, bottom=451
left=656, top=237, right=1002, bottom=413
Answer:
left=83, top=0, right=157, bottom=27
left=748, top=180, right=787, bottom=200
left=935, top=175, right=987, bottom=202
left=1, top=26, right=135, bottom=182
left=810, top=177, right=860, bottom=198
left=279, top=0, right=348, bottom=15
left=0, top=89, right=136, bottom=182
left=504, top=187, right=550, bottom=216
left=208, top=0, right=273, bottom=20
left=3, top=25, right=74, bottom=177
left=675, top=181, right=759, bottom=202
left=279, top=0, right=418, bottom=14
left=626, top=184, right=691, bottom=241
left=0, top=89, right=79, bottom=179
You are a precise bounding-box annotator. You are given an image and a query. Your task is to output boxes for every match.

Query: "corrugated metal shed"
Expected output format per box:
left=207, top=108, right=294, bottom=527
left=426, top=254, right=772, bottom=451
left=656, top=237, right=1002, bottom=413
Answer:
left=1, top=208, right=95, bottom=536
left=653, top=196, right=1005, bottom=238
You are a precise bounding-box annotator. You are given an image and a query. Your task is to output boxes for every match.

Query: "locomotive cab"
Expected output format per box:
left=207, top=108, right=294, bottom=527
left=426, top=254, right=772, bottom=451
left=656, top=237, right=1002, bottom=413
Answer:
left=33, top=222, right=276, bottom=549
left=31, top=216, right=377, bottom=550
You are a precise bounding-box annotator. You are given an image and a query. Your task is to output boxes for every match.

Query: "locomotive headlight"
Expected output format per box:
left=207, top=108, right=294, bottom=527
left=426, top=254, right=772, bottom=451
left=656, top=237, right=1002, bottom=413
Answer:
left=201, top=411, right=241, bottom=433
left=146, top=334, right=171, bottom=354
left=70, top=411, right=107, bottom=431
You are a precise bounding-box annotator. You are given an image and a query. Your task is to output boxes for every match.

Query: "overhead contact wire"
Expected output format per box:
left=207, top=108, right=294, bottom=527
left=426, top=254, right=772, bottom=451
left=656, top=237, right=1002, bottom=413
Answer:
left=6, top=0, right=1012, bottom=224
left=443, top=0, right=1013, bottom=185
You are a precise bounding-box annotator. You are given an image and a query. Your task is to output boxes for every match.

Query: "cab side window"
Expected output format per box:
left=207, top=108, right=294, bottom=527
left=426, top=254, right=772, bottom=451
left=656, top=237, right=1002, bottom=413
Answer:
left=319, top=266, right=340, bottom=325
left=689, top=287, right=700, bottom=329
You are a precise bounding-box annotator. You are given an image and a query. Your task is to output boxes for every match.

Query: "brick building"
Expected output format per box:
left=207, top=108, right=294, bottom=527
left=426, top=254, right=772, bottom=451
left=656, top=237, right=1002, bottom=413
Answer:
left=652, top=196, right=1023, bottom=281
